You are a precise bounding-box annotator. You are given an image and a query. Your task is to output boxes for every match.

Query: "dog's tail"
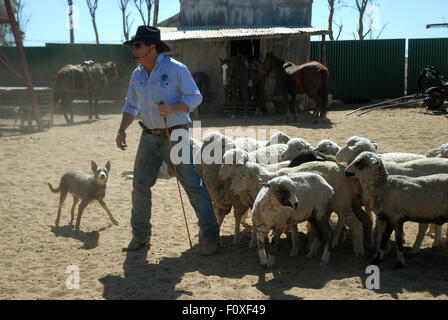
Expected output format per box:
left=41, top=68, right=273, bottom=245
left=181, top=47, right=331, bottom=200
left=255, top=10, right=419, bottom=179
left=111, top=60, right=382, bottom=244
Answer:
left=48, top=182, right=61, bottom=193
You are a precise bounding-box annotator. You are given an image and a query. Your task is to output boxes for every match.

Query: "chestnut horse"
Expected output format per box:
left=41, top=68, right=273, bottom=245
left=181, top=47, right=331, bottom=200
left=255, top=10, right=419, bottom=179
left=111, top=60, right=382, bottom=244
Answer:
left=263, top=52, right=329, bottom=123
left=53, top=61, right=119, bottom=124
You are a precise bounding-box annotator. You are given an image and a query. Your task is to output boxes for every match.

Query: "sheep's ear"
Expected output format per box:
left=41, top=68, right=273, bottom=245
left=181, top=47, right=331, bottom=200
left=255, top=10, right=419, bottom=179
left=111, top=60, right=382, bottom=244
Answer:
left=369, top=157, right=380, bottom=166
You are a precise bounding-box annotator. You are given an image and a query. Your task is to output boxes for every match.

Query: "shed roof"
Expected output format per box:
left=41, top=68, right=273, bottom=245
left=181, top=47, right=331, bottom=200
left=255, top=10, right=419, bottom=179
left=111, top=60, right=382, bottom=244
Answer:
left=159, top=26, right=328, bottom=42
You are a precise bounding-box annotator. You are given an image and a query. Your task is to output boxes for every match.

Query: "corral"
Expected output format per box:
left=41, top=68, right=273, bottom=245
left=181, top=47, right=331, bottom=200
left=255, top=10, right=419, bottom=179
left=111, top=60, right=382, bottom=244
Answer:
left=0, top=104, right=447, bottom=300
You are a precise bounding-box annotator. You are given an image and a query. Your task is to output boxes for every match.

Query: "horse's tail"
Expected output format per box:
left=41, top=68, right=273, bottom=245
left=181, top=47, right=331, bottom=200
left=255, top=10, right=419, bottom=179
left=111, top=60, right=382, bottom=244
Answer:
left=53, top=77, right=62, bottom=114
left=319, top=68, right=329, bottom=118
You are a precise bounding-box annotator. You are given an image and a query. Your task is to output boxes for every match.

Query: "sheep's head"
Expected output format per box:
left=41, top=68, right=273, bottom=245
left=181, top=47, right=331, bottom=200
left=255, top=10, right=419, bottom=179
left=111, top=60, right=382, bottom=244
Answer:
left=218, top=149, right=250, bottom=181
left=440, top=143, right=448, bottom=158
left=266, top=131, right=291, bottom=146
left=279, top=138, right=311, bottom=161
left=265, top=176, right=299, bottom=209
left=229, top=165, right=254, bottom=195
left=346, top=136, right=377, bottom=148
left=313, top=139, right=341, bottom=156
left=336, top=140, right=378, bottom=164
left=345, top=151, right=383, bottom=181
left=201, top=131, right=235, bottom=164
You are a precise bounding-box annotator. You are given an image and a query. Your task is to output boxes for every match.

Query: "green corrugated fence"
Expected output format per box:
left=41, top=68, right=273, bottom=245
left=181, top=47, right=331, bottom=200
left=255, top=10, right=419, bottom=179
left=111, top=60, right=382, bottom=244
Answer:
left=0, top=43, right=136, bottom=101
left=1, top=38, right=448, bottom=102
left=311, top=39, right=406, bottom=100
left=407, top=38, right=448, bottom=95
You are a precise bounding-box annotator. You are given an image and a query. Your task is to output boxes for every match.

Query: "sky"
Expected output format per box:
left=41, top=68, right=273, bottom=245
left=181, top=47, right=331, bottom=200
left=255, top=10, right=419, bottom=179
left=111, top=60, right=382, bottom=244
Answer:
left=18, top=0, right=448, bottom=47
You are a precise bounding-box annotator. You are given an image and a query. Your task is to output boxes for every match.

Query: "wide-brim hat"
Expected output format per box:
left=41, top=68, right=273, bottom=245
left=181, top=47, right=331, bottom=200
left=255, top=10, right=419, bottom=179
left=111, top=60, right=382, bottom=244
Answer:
left=123, top=25, right=170, bottom=53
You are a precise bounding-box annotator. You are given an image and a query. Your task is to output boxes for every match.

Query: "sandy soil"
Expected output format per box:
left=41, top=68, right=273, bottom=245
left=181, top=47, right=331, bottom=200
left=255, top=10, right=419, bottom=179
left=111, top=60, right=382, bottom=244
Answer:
left=0, top=103, right=447, bottom=300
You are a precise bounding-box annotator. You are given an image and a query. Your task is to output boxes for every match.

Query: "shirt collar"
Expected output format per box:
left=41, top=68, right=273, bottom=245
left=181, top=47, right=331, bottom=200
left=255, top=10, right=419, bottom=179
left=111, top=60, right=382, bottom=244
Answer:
left=156, top=53, right=165, bottom=65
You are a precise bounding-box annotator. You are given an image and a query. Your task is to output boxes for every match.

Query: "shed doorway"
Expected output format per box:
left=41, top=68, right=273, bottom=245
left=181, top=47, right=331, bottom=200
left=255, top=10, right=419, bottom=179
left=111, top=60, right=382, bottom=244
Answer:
left=230, top=39, right=260, bottom=59
left=224, top=39, right=261, bottom=112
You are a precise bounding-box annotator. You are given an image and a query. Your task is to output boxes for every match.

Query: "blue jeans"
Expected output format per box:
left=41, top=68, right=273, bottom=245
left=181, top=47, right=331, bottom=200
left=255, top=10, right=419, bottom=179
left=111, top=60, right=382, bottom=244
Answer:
left=131, top=128, right=219, bottom=244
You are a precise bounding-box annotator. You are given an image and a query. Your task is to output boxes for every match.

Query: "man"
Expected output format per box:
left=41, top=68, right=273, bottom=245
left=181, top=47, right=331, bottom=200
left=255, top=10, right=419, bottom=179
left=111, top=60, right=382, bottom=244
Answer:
left=116, top=26, right=219, bottom=255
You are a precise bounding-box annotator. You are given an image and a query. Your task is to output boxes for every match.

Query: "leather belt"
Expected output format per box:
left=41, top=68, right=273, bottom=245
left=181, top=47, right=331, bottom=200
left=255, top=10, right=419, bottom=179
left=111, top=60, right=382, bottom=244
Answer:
left=139, top=121, right=188, bottom=135
left=139, top=121, right=188, bottom=149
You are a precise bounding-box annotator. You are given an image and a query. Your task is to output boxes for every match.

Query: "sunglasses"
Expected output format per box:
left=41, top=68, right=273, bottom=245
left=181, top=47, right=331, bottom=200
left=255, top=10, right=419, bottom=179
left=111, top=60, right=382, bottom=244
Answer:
left=132, top=42, right=145, bottom=49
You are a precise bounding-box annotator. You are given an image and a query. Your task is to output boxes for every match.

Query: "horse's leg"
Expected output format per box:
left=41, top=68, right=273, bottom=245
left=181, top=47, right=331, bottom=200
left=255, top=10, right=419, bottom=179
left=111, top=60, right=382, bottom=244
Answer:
left=281, top=92, right=290, bottom=122
left=230, top=86, right=237, bottom=119
left=241, top=83, right=248, bottom=119
left=88, top=92, right=93, bottom=120
left=94, top=92, right=100, bottom=119
left=256, top=80, right=266, bottom=117
left=61, top=95, right=72, bottom=124
left=291, top=93, right=298, bottom=121
left=308, top=93, right=320, bottom=124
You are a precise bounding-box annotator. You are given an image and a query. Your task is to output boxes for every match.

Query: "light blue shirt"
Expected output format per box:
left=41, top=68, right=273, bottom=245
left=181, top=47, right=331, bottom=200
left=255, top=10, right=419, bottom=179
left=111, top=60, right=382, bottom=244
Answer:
left=122, top=54, right=202, bottom=129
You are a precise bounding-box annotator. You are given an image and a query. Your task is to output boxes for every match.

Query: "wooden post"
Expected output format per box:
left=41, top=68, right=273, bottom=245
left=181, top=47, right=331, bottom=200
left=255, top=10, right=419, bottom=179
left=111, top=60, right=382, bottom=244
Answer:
left=321, top=33, right=327, bottom=66
left=4, top=0, right=43, bottom=130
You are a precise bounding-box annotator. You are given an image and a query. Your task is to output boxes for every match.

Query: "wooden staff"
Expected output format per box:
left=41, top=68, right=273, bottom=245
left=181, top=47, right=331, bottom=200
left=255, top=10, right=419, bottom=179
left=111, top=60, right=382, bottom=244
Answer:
left=161, top=102, right=193, bottom=249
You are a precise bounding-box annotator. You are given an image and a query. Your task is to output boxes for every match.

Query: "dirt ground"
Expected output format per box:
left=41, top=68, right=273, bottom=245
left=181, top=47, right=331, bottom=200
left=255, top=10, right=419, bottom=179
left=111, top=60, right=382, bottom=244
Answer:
left=0, top=103, right=447, bottom=300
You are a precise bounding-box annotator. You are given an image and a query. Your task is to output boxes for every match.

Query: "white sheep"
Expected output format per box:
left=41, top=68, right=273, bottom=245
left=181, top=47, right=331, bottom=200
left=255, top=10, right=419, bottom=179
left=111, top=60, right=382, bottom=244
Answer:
left=279, top=138, right=312, bottom=161
left=265, top=131, right=291, bottom=146
left=233, top=130, right=290, bottom=152
left=313, top=139, right=341, bottom=156
left=427, top=143, right=448, bottom=158
left=252, top=173, right=334, bottom=267
left=248, top=144, right=288, bottom=164
left=348, top=136, right=377, bottom=146
left=345, top=151, right=448, bottom=268
left=198, top=131, right=250, bottom=244
left=382, top=157, right=448, bottom=251
left=224, top=161, right=372, bottom=257
left=336, top=136, right=424, bottom=164
left=220, top=149, right=290, bottom=178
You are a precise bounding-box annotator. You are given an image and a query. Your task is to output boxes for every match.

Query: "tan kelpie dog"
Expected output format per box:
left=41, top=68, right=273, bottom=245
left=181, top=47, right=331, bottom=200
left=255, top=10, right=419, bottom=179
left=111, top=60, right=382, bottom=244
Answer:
left=48, top=161, right=119, bottom=230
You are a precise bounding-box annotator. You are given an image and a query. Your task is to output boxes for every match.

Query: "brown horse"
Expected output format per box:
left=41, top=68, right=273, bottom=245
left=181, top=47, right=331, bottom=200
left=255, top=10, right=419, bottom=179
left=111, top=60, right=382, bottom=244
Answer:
left=219, top=56, right=249, bottom=118
left=263, top=52, right=329, bottom=123
left=54, top=61, right=119, bottom=124
left=247, top=57, right=268, bottom=117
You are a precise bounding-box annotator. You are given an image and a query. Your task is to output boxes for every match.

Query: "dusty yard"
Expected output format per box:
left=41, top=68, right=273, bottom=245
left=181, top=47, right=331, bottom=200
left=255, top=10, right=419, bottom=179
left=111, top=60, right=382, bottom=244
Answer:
left=0, top=104, right=447, bottom=300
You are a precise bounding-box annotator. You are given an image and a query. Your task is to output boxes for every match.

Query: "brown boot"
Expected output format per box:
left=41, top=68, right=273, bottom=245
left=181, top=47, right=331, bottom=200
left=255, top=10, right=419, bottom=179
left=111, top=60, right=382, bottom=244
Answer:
left=122, top=239, right=150, bottom=252
left=200, top=242, right=218, bottom=256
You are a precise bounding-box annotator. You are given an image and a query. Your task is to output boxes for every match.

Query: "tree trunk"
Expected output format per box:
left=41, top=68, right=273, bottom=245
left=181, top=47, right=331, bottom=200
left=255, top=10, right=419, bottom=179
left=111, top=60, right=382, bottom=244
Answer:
left=68, top=0, right=74, bottom=44
left=153, top=0, right=158, bottom=26
left=328, top=0, right=334, bottom=41
left=93, top=16, right=99, bottom=44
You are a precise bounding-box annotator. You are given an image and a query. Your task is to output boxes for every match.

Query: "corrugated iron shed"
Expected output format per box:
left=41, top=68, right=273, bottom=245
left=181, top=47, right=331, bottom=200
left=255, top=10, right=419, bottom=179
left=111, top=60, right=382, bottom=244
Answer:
left=159, top=26, right=328, bottom=42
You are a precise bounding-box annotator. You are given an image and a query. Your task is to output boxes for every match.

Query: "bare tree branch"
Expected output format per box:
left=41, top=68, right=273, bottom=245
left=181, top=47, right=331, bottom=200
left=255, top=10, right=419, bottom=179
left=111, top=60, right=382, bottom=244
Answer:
left=86, top=0, right=99, bottom=44
left=334, top=19, right=343, bottom=40
left=118, top=0, right=132, bottom=41
left=133, top=0, right=146, bottom=24
left=133, top=0, right=153, bottom=25
left=375, top=21, right=388, bottom=39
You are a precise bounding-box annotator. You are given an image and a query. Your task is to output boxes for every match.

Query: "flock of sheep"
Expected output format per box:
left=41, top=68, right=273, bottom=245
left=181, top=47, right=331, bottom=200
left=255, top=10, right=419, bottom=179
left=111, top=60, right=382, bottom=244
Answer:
left=189, top=131, right=448, bottom=269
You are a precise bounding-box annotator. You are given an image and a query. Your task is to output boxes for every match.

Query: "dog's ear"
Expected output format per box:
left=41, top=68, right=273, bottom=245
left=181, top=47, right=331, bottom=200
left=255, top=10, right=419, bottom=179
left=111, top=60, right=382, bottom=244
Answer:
left=91, top=160, right=98, bottom=173
left=105, top=161, right=111, bottom=172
